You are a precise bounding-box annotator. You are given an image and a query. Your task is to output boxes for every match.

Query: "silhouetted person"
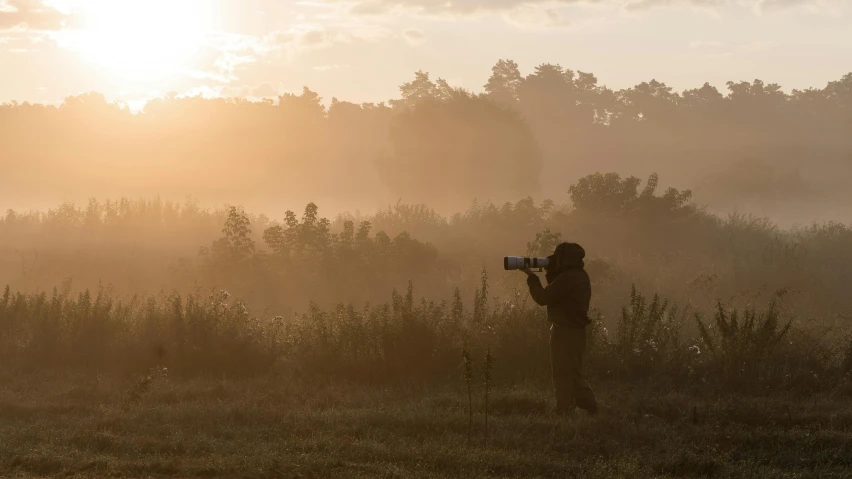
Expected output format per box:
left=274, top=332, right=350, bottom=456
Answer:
left=521, top=242, right=598, bottom=416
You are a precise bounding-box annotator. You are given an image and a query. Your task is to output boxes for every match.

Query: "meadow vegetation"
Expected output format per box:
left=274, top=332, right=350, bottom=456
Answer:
left=3, top=172, right=852, bottom=476
left=3, top=64, right=852, bottom=477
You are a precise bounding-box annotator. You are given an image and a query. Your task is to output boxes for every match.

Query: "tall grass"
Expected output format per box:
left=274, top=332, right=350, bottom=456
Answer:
left=1, top=277, right=849, bottom=395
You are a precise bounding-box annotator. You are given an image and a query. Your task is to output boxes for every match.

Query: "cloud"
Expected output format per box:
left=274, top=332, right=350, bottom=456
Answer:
left=187, top=25, right=381, bottom=85
left=187, top=32, right=286, bottom=83
left=688, top=38, right=778, bottom=60
left=402, top=28, right=425, bottom=45
left=0, top=0, right=68, bottom=30
left=736, top=39, right=777, bottom=52
left=313, top=63, right=351, bottom=71
left=304, top=29, right=327, bottom=45
left=249, top=82, right=279, bottom=98
left=343, top=0, right=603, bottom=16
left=502, top=5, right=570, bottom=29
left=622, top=0, right=843, bottom=13
left=689, top=40, right=724, bottom=49
left=180, top=85, right=224, bottom=99
left=753, top=0, right=842, bottom=14
left=218, top=82, right=281, bottom=99
left=757, top=0, right=806, bottom=6
left=622, top=0, right=726, bottom=11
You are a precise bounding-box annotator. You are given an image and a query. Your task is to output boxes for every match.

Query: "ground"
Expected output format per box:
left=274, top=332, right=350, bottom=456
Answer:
left=1, top=371, right=851, bottom=478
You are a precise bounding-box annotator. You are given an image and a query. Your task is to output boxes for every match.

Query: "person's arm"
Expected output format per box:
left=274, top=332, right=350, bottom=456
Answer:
left=526, top=271, right=567, bottom=306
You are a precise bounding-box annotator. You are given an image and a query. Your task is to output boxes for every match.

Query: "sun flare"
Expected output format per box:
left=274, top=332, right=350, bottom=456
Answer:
left=56, top=0, right=212, bottom=82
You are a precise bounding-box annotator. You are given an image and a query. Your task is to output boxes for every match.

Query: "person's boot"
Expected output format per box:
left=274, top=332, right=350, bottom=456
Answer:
left=552, top=404, right=577, bottom=419
left=577, top=399, right=599, bottom=417
left=582, top=403, right=599, bottom=416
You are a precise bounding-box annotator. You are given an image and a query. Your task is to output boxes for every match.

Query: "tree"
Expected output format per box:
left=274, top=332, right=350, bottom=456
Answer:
left=210, top=206, right=255, bottom=264
left=568, top=172, right=693, bottom=219
left=376, top=92, right=543, bottom=210
left=614, top=80, right=680, bottom=125
left=394, top=71, right=456, bottom=108
left=278, top=87, right=325, bottom=119
left=517, top=63, right=577, bottom=123
left=484, top=59, right=522, bottom=108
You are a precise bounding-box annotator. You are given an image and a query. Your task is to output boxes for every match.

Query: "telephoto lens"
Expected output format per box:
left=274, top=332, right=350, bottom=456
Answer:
left=504, top=256, right=549, bottom=270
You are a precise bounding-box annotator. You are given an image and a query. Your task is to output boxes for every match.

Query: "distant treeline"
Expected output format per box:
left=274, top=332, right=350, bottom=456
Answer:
left=4, top=172, right=852, bottom=323
left=2, top=63, right=851, bottom=213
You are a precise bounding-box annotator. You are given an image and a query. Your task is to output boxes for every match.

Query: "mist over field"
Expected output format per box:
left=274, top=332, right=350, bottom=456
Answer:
left=3, top=64, right=852, bottom=311
left=3, top=2, right=852, bottom=475
left=3, top=66, right=852, bottom=226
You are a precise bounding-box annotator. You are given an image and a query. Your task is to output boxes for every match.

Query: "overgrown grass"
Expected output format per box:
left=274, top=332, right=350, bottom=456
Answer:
left=2, top=275, right=850, bottom=395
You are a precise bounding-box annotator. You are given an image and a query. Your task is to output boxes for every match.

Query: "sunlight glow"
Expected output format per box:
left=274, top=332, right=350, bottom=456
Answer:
left=56, top=0, right=213, bottom=82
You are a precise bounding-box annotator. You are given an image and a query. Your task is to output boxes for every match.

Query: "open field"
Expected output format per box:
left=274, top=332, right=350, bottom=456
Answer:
left=2, top=371, right=852, bottom=479
left=3, top=8, right=852, bottom=477
left=2, top=187, right=852, bottom=477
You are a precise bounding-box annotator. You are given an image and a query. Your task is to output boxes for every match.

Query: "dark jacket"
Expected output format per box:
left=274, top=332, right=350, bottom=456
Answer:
left=527, top=266, right=592, bottom=328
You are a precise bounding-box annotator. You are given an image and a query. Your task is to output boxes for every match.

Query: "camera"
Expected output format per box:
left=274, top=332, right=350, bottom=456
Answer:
left=504, top=256, right=550, bottom=271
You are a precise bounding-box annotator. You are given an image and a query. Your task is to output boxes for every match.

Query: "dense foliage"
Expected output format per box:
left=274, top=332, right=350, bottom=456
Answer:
left=2, top=65, right=851, bottom=217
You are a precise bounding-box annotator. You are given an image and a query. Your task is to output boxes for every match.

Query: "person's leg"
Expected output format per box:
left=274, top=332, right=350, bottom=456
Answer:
left=549, top=325, right=575, bottom=413
left=566, top=327, right=598, bottom=415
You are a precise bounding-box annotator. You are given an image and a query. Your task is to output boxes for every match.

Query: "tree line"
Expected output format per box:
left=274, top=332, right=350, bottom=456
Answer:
left=1, top=61, right=851, bottom=213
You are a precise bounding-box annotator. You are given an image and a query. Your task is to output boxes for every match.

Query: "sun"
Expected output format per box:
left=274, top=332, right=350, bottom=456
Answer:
left=56, top=0, right=212, bottom=83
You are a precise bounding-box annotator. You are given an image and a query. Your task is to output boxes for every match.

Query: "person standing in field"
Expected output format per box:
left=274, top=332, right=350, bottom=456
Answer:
left=521, top=242, right=599, bottom=416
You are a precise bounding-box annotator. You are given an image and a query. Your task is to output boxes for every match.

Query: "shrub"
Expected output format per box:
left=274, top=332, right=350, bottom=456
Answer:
left=612, top=285, right=685, bottom=377
left=695, top=292, right=792, bottom=388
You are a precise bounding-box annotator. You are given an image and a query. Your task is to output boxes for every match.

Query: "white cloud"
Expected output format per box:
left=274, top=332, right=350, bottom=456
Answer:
left=621, top=0, right=844, bottom=14
left=753, top=0, right=843, bottom=14
left=185, top=22, right=390, bottom=86
left=688, top=38, right=779, bottom=60
left=0, top=0, right=70, bottom=30
left=343, top=0, right=604, bottom=16
left=689, top=40, right=725, bottom=49
left=218, top=81, right=281, bottom=98
left=180, top=84, right=224, bottom=98
left=622, top=0, right=726, bottom=11
left=503, top=5, right=570, bottom=29
left=313, top=63, right=351, bottom=72
left=402, top=28, right=425, bottom=45
left=736, top=40, right=777, bottom=52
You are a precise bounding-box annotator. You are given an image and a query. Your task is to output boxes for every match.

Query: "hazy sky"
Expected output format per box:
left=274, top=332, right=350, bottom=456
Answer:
left=1, top=0, right=849, bottom=108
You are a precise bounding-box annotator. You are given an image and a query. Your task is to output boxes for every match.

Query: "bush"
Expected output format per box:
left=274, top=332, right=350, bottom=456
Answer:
left=611, top=285, right=685, bottom=378
left=695, top=292, right=792, bottom=388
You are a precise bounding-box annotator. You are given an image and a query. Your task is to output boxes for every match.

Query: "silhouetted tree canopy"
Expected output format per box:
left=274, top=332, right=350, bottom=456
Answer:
left=2, top=64, right=852, bottom=214
left=377, top=86, right=542, bottom=209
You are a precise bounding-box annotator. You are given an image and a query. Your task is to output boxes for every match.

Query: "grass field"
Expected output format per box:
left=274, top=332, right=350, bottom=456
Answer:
left=2, top=370, right=851, bottom=478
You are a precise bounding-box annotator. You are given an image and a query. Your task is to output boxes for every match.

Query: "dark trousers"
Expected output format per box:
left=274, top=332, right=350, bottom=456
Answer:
left=550, top=324, right=598, bottom=413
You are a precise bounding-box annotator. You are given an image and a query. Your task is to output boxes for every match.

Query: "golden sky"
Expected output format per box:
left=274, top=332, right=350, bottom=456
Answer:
left=1, top=0, right=850, bottom=108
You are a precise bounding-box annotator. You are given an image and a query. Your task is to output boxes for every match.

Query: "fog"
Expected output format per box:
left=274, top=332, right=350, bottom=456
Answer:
left=2, top=63, right=852, bottom=320
left=3, top=65, right=851, bottom=225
